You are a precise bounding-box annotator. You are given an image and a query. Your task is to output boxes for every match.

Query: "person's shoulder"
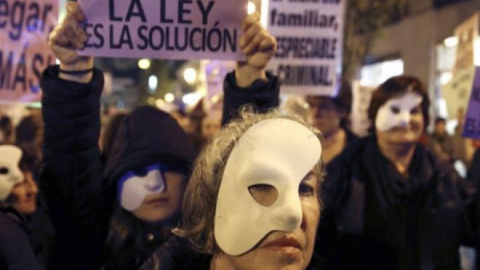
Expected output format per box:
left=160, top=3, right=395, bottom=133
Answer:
left=0, top=209, right=26, bottom=242
left=138, top=236, right=211, bottom=270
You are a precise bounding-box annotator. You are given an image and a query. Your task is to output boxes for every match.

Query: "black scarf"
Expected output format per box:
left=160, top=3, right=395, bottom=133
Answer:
left=360, top=138, right=435, bottom=270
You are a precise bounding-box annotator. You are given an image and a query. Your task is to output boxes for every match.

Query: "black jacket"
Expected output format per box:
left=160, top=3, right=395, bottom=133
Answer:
left=40, top=66, right=196, bottom=270
left=316, top=137, right=478, bottom=270
left=0, top=202, right=41, bottom=270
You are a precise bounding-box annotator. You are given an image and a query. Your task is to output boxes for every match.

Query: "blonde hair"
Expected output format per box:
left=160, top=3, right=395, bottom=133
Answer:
left=173, top=108, right=324, bottom=254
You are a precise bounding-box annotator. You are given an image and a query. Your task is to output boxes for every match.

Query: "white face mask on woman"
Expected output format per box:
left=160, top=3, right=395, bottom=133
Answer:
left=118, top=164, right=166, bottom=211
left=0, top=145, right=24, bottom=200
left=214, top=119, right=322, bottom=256
left=375, top=92, right=423, bottom=132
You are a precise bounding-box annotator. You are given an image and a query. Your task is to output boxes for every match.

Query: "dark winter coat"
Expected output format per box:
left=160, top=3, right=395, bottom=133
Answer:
left=39, top=66, right=196, bottom=270
left=0, top=202, right=41, bottom=270
left=316, top=136, right=479, bottom=270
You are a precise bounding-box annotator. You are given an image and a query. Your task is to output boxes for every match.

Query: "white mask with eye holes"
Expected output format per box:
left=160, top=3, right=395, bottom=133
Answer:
left=118, top=164, right=165, bottom=211
left=375, top=92, right=423, bottom=132
left=214, top=119, right=322, bottom=256
left=0, top=145, right=24, bottom=201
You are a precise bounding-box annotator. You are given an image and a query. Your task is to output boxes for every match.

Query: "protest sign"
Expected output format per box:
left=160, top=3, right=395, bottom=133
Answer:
left=77, top=0, right=248, bottom=61
left=441, top=66, right=476, bottom=118
left=453, top=12, right=479, bottom=75
left=462, top=66, right=480, bottom=139
left=351, top=81, right=376, bottom=137
left=266, top=0, right=345, bottom=95
left=0, top=0, right=58, bottom=102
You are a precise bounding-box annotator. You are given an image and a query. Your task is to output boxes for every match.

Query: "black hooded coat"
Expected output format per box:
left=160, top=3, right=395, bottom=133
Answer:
left=40, top=66, right=196, bottom=270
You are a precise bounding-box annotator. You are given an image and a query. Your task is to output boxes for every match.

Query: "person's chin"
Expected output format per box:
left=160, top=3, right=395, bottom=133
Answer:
left=259, top=247, right=304, bottom=268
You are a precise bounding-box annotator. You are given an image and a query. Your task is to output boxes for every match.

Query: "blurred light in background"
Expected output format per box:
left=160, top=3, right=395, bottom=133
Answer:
left=165, top=93, right=175, bottom=103
left=138, top=59, right=151, bottom=69
left=183, top=68, right=197, bottom=84
left=439, top=71, right=453, bottom=85
left=182, top=92, right=201, bottom=105
left=248, top=2, right=256, bottom=14
left=148, top=97, right=156, bottom=105
left=155, top=99, right=164, bottom=108
left=443, top=36, right=459, bottom=48
left=148, top=75, right=158, bottom=92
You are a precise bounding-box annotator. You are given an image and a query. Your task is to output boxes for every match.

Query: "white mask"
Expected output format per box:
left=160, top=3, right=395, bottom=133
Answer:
left=0, top=145, right=24, bottom=201
left=215, top=119, right=322, bottom=255
left=375, top=92, right=423, bottom=131
left=118, top=164, right=166, bottom=211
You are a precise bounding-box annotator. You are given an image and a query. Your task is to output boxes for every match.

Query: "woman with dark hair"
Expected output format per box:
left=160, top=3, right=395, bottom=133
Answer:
left=0, top=145, right=41, bottom=270
left=315, top=75, right=478, bottom=270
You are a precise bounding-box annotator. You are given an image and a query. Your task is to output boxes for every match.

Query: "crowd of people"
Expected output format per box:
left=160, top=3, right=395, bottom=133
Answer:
left=1, top=2, right=480, bottom=270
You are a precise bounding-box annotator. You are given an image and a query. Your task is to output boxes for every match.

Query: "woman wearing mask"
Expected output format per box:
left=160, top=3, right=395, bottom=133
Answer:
left=316, top=76, right=478, bottom=270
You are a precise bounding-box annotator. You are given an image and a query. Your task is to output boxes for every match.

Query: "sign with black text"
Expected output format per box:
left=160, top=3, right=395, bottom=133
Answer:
left=0, top=0, right=58, bottom=101
left=463, top=66, right=480, bottom=139
left=266, top=0, right=345, bottom=95
left=78, top=0, right=248, bottom=61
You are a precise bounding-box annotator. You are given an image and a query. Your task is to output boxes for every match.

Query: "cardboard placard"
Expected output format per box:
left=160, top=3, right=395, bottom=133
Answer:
left=0, top=0, right=58, bottom=102
left=462, top=66, right=480, bottom=139
left=266, top=0, right=345, bottom=95
left=77, top=0, right=248, bottom=61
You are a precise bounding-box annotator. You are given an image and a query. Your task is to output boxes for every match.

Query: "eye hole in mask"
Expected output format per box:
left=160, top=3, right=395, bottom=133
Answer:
left=0, top=167, right=9, bottom=175
left=248, top=184, right=278, bottom=207
left=391, top=106, right=400, bottom=114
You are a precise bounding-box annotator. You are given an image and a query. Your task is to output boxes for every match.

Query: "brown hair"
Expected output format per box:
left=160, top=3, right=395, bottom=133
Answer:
left=173, top=108, right=324, bottom=254
left=368, top=75, right=430, bottom=131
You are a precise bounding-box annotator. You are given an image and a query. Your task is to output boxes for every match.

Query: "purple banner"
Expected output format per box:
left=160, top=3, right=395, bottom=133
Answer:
left=463, top=66, right=480, bottom=139
left=78, top=0, right=248, bottom=61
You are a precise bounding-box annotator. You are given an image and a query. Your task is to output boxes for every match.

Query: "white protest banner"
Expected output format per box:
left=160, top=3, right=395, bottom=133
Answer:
left=453, top=12, right=479, bottom=75
left=441, top=66, right=476, bottom=118
left=77, top=0, right=248, bottom=61
left=462, top=66, right=480, bottom=139
left=266, top=0, right=345, bottom=95
left=0, top=0, right=58, bottom=102
left=351, top=81, right=376, bottom=137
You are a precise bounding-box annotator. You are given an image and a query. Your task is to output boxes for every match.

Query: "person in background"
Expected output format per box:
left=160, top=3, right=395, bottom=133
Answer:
left=0, top=116, right=13, bottom=144
left=316, top=75, right=478, bottom=270
left=0, top=145, right=41, bottom=270
left=428, top=117, right=455, bottom=164
left=15, top=114, right=44, bottom=160
left=193, top=113, right=222, bottom=151
left=305, top=80, right=357, bottom=164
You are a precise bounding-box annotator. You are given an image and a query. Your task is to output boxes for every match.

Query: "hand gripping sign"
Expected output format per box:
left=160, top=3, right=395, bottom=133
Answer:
left=0, top=0, right=58, bottom=102
left=77, top=0, right=248, bottom=61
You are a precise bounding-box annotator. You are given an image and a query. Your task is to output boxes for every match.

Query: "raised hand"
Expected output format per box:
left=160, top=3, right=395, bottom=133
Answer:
left=48, top=2, right=93, bottom=82
left=236, top=12, right=277, bottom=87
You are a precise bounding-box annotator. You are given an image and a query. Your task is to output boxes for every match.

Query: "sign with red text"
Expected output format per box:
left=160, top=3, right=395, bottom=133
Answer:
left=78, top=0, right=248, bottom=61
left=266, top=0, right=345, bottom=95
left=463, top=66, right=480, bottom=139
left=0, top=0, right=58, bottom=102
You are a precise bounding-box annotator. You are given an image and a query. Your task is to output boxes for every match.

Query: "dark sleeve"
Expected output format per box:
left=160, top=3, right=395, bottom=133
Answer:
left=39, top=66, right=106, bottom=269
left=222, top=71, right=280, bottom=126
left=0, top=213, right=41, bottom=270
left=468, top=150, right=480, bottom=182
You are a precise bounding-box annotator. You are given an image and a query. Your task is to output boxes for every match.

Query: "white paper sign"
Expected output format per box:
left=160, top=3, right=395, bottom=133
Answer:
left=266, top=0, right=345, bottom=95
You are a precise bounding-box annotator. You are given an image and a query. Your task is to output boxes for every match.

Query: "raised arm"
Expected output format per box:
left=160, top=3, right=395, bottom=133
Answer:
left=222, top=12, right=280, bottom=126
left=39, top=2, right=107, bottom=269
